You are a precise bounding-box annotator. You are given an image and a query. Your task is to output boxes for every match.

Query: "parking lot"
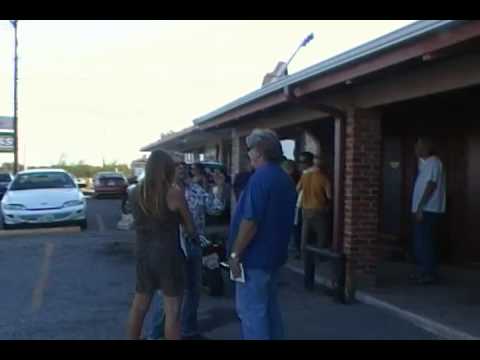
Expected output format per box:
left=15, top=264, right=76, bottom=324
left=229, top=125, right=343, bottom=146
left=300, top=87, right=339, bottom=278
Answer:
left=0, top=198, right=134, bottom=340
left=0, top=198, right=437, bottom=340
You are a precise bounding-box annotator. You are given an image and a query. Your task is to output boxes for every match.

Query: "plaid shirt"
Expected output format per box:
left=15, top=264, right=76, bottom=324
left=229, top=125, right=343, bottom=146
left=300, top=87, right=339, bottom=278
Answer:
left=181, top=183, right=225, bottom=241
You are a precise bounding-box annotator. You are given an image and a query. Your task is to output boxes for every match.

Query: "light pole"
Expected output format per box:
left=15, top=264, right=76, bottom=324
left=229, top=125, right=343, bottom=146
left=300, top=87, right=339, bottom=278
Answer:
left=10, top=20, right=19, bottom=174
left=279, top=33, right=315, bottom=76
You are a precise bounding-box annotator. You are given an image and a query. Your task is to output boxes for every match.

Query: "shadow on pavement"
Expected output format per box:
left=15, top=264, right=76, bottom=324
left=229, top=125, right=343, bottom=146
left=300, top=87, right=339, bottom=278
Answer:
left=199, top=307, right=239, bottom=333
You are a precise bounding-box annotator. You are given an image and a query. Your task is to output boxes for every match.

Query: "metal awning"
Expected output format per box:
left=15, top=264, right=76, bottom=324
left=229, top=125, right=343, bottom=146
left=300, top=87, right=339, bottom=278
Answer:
left=141, top=127, right=231, bottom=153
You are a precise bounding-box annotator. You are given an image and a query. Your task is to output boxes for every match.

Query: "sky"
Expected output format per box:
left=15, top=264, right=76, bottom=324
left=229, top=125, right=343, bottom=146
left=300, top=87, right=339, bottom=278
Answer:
left=0, top=20, right=416, bottom=167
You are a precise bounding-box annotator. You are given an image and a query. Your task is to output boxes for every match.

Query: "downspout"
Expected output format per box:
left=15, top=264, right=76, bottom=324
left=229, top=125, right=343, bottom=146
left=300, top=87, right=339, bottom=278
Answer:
left=283, top=85, right=346, bottom=255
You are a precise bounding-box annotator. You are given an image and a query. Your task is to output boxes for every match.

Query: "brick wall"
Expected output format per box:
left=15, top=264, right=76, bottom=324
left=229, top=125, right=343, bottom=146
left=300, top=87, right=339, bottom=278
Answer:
left=343, top=109, right=382, bottom=285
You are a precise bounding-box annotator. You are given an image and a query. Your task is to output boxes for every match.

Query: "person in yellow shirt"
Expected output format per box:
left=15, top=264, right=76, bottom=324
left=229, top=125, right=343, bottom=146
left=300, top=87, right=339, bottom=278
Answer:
left=297, top=152, right=332, bottom=252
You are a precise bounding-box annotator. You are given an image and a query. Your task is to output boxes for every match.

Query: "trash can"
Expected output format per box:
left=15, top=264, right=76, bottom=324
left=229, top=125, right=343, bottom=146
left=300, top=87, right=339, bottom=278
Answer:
left=202, top=266, right=223, bottom=297
left=220, top=262, right=235, bottom=298
left=201, top=244, right=224, bottom=297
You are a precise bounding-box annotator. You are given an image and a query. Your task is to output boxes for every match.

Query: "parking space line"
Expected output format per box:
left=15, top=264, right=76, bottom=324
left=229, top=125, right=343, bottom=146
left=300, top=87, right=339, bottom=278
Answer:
left=96, top=213, right=106, bottom=233
left=0, top=227, right=80, bottom=238
left=31, top=241, right=55, bottom=313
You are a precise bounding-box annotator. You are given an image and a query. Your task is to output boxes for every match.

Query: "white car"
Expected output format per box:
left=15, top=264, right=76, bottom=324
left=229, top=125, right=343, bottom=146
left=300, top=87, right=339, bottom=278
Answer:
left=1, top=169, right=87, bottom=230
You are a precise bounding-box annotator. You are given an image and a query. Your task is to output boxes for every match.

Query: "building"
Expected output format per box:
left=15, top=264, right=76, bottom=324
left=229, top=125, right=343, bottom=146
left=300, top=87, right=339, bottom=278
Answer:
left=142, top=20, right=480, bottom=291
left=130, top=156, right=147, bottom=178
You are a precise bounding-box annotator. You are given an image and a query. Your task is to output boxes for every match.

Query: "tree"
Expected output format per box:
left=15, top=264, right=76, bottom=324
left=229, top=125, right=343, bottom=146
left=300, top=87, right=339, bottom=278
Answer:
left=51, top=161, right=132, bottom=178
left=58, top=153, right=67, bottom=166
left=1, top=162, right=24, bottom=172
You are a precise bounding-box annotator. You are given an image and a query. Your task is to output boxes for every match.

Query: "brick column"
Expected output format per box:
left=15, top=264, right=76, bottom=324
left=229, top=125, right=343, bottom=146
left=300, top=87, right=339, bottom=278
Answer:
left=343, top=109, right=382, bottom=289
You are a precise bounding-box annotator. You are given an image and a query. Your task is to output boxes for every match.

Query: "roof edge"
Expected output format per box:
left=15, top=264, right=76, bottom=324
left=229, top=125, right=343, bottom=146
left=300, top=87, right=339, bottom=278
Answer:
left=193, top=20, right=462, bottom=126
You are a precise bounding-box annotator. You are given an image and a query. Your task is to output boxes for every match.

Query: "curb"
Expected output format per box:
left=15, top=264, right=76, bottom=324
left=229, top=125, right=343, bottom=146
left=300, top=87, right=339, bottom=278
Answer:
left=285, top=263, right=479, bottom=340
left=355, top=290, right=479, bottom=340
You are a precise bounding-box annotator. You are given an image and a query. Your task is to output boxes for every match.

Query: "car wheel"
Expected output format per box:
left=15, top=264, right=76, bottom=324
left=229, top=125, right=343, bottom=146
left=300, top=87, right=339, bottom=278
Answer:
left=2, top=222, right=13, bottom=230
left=79, top=219, right=88, bottom=231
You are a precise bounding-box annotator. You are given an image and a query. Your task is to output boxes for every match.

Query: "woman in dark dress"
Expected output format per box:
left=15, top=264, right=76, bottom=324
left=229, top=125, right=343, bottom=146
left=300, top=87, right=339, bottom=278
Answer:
left=127, top=150, right=197, bottom=340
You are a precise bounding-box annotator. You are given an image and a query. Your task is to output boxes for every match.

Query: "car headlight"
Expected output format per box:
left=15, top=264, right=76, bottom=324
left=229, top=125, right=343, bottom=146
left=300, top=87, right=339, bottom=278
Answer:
left=3, top=203, right=25, bottom=210
left=63, top=200, right=85, bottom=208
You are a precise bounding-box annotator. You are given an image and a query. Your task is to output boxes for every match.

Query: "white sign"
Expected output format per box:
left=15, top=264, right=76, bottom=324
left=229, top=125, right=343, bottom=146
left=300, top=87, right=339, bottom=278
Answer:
left=281, top=140, right=295, bottom=160
left=0, top=134, right=14, bottom=152
left=0, top=117, right=14, bottom=131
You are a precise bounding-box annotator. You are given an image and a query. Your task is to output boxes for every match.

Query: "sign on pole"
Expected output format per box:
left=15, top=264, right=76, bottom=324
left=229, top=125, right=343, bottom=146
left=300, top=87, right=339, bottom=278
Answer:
left=0, top=116, right=14, bottom=131
left=0, top=132, right=14, bottom=153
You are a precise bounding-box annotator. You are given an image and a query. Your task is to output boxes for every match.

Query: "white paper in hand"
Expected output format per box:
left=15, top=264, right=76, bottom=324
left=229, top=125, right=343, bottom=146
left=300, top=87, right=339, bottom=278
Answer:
left=230, top=263, right=246, bottom=283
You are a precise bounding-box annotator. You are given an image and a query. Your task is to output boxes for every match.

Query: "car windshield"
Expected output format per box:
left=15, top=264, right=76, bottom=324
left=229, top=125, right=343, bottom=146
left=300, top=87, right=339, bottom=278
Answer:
left=10, top=172, right=76, bottom=190
left=0, top=174, right=11, bottom=182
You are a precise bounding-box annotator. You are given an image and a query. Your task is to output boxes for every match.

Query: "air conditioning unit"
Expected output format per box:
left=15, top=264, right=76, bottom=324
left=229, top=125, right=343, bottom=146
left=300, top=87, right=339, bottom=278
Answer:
left=262, top=61, right=288, bottom=86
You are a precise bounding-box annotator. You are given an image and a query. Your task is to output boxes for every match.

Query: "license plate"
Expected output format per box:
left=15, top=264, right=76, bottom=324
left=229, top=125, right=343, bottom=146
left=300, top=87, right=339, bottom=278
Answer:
left=108, top=181, right=115, bottom=186
left=22, top=215, right=39, bottom=221
left=40, top=215, right=55, bottom=222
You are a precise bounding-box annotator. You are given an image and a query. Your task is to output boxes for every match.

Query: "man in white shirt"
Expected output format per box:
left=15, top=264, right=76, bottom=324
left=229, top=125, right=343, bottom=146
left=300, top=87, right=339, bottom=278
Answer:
left=411, top=137, right=446, bottom=285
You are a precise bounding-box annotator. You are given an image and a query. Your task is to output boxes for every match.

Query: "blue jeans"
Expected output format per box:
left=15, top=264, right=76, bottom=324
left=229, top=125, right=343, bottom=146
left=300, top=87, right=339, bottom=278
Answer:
left=147, top=242, right=202, bottom=339
left=235, top=267, right=284, bottom=340
left=147, top=290, right=166, bottom=339
left=414, top=211, right=441, bottom=277
left=181, top=242, right=202, bottom=337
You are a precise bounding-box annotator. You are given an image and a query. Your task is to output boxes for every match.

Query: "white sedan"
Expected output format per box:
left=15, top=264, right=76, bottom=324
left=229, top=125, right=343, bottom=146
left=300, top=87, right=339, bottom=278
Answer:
left=1, top=169, right=87, bottom=230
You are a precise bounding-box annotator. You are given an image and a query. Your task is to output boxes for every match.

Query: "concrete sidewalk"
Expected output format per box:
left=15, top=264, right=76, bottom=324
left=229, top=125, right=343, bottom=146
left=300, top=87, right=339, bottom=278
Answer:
left=286, top=258, right=480, bottom=340
left=189, top=267, right=436, bottom=340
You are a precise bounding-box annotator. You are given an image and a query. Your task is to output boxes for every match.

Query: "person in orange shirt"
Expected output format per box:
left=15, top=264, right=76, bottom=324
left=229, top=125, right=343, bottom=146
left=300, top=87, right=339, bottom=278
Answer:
left=297, top=152, right=332, bottom=252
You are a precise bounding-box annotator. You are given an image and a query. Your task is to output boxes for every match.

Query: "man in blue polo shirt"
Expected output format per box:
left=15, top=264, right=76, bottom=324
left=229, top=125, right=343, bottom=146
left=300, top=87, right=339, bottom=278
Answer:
left=228, top=128, right=297, bottom=340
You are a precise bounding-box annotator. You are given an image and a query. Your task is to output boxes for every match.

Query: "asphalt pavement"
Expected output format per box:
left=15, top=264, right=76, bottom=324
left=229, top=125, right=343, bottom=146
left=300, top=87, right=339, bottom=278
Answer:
left=0, top=199, right=437, bottom=340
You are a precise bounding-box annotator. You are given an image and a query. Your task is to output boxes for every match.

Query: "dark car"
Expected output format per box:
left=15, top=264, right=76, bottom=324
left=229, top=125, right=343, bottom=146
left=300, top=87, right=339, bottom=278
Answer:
left=93, top=172, right=128, bottom=198
left=188, top=161, right=230, bottom=185
left=0, top=172, right=13, bottom=200
left=191, top=161, right=225, bottom=174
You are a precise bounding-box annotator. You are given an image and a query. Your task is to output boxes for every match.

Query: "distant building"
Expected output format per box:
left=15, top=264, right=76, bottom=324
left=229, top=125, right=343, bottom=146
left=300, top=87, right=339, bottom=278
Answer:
left=130, top=156, right=147, bottom=177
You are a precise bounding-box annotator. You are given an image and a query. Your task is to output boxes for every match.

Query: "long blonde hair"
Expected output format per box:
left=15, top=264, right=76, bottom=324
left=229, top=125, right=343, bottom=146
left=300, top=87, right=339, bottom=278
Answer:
left=137, top=150, right=175, bottom=219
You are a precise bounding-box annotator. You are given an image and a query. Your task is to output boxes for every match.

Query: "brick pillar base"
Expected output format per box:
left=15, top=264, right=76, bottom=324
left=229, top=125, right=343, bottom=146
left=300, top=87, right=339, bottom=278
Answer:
left=343, top=109, right=382, bottom=290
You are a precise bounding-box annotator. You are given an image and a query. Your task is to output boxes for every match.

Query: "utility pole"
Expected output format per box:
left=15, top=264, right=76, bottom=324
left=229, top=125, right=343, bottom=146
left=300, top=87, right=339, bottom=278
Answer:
left=10, top=20, right=19, bottom=174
